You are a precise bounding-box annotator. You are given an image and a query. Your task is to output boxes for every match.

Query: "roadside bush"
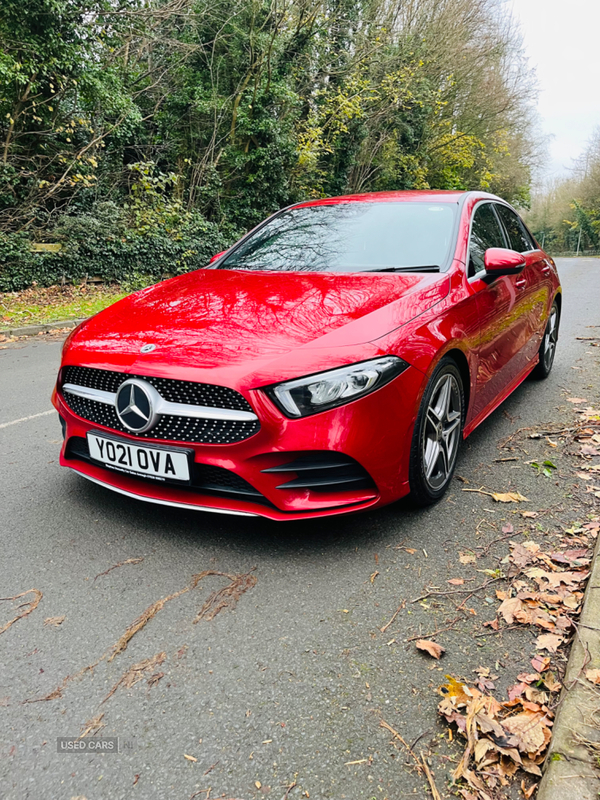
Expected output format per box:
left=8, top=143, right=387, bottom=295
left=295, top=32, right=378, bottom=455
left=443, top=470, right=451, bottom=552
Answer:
left=0, top=202, right=229, bottom=292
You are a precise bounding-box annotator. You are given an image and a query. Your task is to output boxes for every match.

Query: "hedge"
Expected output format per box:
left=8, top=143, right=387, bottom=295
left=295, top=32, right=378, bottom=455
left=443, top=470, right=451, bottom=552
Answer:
left=0, top=205, right=229, bottom=292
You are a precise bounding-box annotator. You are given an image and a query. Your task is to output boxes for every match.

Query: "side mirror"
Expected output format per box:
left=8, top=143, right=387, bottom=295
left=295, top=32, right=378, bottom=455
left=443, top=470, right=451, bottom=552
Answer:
left=208, top=250, right=226, bottom=264
left=484, top=247, right=526, bottom=277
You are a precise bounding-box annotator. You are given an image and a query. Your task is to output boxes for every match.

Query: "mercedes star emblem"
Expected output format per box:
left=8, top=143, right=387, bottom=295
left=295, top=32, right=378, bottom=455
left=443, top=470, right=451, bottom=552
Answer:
left=115, top=379, right=160, bottom=433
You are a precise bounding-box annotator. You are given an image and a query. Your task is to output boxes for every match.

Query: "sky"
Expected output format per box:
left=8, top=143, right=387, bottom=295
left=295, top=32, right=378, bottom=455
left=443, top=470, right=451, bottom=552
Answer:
left=509, top=0, right=600, bottom=181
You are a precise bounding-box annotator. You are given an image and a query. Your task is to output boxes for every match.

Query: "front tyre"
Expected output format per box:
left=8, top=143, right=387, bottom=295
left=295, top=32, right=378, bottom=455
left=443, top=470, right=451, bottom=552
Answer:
left=409, top=358, right=464, bottom=506
left=531, top=301, right=559, bottom=379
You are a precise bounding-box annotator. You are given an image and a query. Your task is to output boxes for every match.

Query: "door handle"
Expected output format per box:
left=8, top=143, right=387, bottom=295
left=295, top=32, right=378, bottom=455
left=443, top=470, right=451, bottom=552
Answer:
left=541, top=264, right=552, bottom=274
left=516, top=277, right=527, bottom=289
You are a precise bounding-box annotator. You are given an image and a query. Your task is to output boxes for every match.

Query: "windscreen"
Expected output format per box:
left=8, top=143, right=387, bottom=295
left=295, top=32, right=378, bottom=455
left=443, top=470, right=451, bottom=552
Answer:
left=217, top=201, right=457, bottom=273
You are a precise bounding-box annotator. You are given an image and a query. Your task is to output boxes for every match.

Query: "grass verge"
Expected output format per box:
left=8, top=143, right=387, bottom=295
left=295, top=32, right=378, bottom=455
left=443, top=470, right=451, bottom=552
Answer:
left=0, top=283, right=128, bottom=329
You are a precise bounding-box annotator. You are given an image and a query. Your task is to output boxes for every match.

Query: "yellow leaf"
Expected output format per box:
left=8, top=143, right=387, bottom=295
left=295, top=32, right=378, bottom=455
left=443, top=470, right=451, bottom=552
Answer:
left=183, top=754, right=197, bottom=762
left=491, top=491, right=529, bottom=503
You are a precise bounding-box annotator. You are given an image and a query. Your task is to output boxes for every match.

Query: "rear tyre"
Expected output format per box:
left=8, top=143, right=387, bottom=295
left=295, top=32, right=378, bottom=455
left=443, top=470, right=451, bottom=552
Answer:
left=531, top=301, right=559, bottom=379
left=408, top=358, right=465, bottom=507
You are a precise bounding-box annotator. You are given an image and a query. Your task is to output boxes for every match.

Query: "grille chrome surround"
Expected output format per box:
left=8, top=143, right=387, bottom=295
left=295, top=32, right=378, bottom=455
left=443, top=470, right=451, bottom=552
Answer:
left=61, top=366, right=261, bottom=444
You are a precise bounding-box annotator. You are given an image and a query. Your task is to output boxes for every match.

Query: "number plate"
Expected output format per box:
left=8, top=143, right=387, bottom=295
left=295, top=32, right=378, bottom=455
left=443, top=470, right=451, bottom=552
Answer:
left=87, top=433, right=191, bottom=482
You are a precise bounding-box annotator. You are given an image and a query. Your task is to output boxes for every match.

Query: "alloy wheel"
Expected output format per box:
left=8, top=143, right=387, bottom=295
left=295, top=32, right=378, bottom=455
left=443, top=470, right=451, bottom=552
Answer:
left=543, top=307, right=558, bottom=372
left=422, top=373, right=462, bottom=491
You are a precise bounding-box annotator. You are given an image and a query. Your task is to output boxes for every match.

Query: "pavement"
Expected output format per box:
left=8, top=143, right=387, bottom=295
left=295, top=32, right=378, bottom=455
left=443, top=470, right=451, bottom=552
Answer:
left=0, top=319, right=87, bottom=339
left=0, top=257, right=598, bottom=800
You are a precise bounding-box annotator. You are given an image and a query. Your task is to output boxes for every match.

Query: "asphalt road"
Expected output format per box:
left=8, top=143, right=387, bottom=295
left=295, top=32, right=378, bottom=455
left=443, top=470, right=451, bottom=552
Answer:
left=1, top=258, right=599, bottom=800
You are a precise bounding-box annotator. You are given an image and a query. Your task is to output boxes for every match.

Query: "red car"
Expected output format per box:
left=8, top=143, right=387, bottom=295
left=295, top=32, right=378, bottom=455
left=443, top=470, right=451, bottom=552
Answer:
left=52, top=191, right=561, bottom=520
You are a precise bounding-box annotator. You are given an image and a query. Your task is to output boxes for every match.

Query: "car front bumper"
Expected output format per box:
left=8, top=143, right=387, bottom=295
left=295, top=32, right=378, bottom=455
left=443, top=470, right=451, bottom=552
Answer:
left=52, top=364, right=425, bottom=520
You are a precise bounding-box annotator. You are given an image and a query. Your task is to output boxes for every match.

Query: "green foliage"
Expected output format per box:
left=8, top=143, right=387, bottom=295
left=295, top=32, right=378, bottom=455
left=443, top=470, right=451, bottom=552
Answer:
left=0, top=0, right=539, bottom=288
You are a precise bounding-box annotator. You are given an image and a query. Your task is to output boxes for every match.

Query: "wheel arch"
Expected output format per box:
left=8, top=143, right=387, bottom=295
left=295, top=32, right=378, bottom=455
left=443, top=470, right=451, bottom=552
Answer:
left=443, top=348, right=471, bottom=421
left=553, top=289, right=562, bottom=316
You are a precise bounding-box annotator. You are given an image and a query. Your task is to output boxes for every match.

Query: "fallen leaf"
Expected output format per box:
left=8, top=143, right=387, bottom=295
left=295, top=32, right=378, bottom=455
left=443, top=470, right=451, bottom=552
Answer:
left=255, top=781, right=262, bottom=789
left=369, top=571, right=379, bottom=584
left=448, top=578, right=465, bottom=585
left=416, top=639, right=445, bottom=659
left=521, top=511, right=539, bottom=519
left=483, top=618, right=499, bottom=630
left=521, top=778, right=538, bottom=798
left=503, top=710, right=550, bottom=754
left=567, top=397, right=587, bottom=404
left=585, top=669, right=600, bottom=685
left=535, top=633, right=563, bottom=653
left=460, top=552, right=476, bottom=564
left=507, top=683, right=527, bottom=701
left=531, top=655, right=550, bottom=673
left=492, top=491, right=529, bottom=503
left=184, top=754, right=197, bottom=762
left=498, top=596, right=524, bottom=624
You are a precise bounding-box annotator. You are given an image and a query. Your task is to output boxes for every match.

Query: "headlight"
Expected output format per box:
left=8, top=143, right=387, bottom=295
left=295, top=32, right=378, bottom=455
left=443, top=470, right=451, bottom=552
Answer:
left=267, top=356, right=409, bottom=418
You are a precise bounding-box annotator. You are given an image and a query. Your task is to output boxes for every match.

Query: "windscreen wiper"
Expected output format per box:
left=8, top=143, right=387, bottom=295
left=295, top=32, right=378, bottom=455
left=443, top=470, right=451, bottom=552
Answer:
left=363, top=265, right=440, bottom=273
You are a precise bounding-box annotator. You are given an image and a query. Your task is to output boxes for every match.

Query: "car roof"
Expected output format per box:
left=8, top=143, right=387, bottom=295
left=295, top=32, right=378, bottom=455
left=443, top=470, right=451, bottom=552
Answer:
left=293, top=189, right=504, bottom=209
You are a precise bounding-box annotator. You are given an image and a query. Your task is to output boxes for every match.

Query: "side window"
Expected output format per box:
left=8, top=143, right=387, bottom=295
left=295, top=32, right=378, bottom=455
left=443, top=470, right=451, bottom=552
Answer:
left=495, top=204, right=535, bottom=253
left=468, top=203, right=506, bottom=277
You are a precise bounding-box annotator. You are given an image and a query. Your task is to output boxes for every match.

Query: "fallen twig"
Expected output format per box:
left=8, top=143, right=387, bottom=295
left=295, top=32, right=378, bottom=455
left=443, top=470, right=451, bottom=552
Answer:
left=380, top=600, right=406, bottom=633
left=380, top=720, right=422, bottom=769
left=420, top=751, right=442, bottom=800
left=411, top=577, right=503, bottom=603
left=474, top=624, right=521, bottom=637
left=406, top=616, right=462, bottom=642
left=283, top=782, right=297, bottom=800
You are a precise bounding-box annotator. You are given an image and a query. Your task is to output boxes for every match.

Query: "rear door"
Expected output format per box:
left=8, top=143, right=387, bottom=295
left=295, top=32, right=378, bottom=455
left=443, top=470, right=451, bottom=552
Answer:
left=495, top=203, right=551, bottom=353
left=469, top=202, right=533, bottom=420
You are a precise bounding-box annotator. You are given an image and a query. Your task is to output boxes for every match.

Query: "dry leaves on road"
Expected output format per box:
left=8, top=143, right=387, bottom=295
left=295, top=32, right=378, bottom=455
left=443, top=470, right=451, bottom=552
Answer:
left=416, top=639, right=445, bottom=659
left=487, top=535, right=592, bottom=654
left=78, top=713, right=105, bottom=739
left=0, top=589, right=42, bottom=635
left=102, top=652, right=166, bottom=704
left=438, top=673, right=554, bottom=798
left=44, top=615, right=66, bottom=627
left=93, top=556, right=144, bottom=582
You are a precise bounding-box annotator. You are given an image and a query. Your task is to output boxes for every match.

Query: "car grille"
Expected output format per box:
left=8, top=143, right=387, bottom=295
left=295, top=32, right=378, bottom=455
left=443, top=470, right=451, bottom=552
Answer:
left=61, top=366, right=260, bottom=444
left=65, top=436, right=271, bottom=505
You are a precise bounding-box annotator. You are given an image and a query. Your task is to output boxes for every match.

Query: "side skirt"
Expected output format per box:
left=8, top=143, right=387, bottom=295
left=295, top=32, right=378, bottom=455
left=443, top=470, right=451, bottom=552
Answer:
left=463, top=356, right=539, bottom=439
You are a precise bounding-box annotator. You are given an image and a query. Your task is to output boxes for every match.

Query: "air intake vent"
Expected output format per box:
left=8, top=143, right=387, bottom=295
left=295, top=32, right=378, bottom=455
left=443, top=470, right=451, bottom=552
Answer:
left=262, top=452, right=375, bottom=492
